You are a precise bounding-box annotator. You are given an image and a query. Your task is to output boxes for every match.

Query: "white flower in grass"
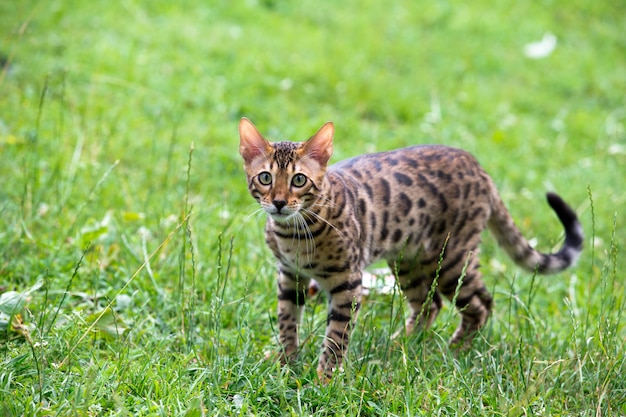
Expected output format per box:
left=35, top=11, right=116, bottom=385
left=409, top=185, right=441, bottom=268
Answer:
left=608, top=144, right=626, bottom=155
left=524, top=33, right=557, bottom=59
left=232, top=394, right=245, bottom=410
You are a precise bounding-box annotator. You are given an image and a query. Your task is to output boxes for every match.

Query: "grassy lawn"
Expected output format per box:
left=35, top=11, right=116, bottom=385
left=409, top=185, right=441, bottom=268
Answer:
left=1, top=0, right=624, bottom=415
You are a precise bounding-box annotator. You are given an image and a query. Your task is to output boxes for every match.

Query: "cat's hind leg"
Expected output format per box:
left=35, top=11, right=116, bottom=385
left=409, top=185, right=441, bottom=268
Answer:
left=390, top=260, right=443, bottom=338
left=438, top=253, right=493, bottom=348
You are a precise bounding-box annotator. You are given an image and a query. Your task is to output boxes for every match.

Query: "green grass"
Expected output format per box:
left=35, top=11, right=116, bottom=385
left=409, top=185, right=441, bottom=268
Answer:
left=1, top=0, right=624, bottom=415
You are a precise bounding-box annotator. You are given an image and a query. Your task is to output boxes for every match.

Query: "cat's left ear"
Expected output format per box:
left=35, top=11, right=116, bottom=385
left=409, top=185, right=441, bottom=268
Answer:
left=239, top=118, right=272, bottom=164
left=302, top=122, right=334, bottom=166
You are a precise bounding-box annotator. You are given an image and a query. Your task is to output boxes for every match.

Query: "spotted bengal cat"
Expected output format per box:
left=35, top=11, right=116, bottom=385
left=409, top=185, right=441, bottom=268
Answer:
left=238, top=118, right=583, bottom=381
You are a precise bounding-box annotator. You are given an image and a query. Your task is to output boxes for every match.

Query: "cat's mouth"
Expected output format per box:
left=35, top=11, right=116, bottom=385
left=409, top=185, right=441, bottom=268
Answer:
left=267, top=208, right=299, bottom=223
left=261, top=201, right=302, bottom=222
left=269, top=211, right=296, bottom=222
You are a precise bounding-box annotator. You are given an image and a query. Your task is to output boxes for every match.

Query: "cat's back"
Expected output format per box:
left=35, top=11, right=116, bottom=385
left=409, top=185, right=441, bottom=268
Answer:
left=329, top=144, right=486, bottom=182
left=324, top=144, right=493, bottom=263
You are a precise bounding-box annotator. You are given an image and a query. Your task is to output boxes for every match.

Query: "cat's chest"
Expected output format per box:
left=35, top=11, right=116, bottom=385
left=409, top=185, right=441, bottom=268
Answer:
left=265, top=218, right=358, bottom=276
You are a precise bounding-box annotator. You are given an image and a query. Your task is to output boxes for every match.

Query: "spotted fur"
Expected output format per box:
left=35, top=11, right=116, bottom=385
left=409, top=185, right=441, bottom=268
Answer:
left=238, top=118, right=583, bottom=380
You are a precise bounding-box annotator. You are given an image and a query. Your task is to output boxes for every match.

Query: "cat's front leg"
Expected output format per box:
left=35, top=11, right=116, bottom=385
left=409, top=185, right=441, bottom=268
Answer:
left=276, top=268, right=309, bottom=364
left=317, top=272, right=362, bottom=381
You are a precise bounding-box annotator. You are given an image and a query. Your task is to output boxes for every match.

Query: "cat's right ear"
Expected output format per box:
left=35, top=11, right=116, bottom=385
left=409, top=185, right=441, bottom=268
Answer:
left=302, top=122, right=334, bottom=166
left=239, top=118, right=272, bottom=164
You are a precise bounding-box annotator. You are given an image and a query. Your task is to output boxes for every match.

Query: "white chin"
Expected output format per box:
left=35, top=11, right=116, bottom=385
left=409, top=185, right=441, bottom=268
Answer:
left=269, top=212, right=296, bottom=222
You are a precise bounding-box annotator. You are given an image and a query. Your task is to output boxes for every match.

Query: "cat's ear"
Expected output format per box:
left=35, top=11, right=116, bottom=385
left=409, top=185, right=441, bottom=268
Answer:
left=239, top=118, right=272, bottom=164
left=302, top=122, right=334, bottom=166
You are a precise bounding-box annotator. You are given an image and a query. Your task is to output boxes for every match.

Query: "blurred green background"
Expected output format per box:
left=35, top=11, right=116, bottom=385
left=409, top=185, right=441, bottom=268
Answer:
left=1, top=1, right=624, bottom=415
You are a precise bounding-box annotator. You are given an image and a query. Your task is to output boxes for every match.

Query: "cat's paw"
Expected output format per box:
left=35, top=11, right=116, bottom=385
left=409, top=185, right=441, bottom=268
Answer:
left=316, top=364, right=342, bottom=385
left=316, top=368, right=332, bottom=385
left=448, top=332, right=476, bottom=352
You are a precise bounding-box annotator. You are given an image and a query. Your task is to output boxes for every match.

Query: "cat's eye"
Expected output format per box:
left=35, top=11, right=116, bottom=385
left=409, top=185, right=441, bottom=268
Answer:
left=291, top=174, right=307, bottom=187
left=258, top=172, right=272, bottom=185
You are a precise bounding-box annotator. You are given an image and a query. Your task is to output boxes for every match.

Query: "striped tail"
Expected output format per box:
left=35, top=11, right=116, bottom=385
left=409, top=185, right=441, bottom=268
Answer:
left=488, top=191, right=583, bottom=274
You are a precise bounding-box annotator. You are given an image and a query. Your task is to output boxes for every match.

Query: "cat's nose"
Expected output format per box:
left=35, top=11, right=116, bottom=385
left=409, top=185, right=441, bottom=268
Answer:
left=273, top=200, right=287, bottom=212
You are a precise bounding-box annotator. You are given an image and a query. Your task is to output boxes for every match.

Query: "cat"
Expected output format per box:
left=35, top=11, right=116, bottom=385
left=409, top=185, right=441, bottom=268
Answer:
left=238, top=117, right=583, bottom=381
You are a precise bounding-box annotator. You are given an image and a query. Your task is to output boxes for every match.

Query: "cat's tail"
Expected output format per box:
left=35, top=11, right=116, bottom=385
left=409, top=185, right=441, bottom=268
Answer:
left=487, top=191, right=583, bottom=274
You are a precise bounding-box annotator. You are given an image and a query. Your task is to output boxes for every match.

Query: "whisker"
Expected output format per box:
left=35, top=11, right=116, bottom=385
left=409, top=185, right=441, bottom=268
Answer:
left=238, top=207, right=266, bottom=228
left=301, top=208, right=348, bottom=242
left=297, top=212, right=316, bottom=261
left=285, top=212, right=315, bottom=264
left=310, top=195, right=338, bottom=211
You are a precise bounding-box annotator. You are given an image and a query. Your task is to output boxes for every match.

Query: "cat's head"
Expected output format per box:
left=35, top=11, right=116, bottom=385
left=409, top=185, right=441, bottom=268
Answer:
left=239, top=118, right=334, bottom=223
